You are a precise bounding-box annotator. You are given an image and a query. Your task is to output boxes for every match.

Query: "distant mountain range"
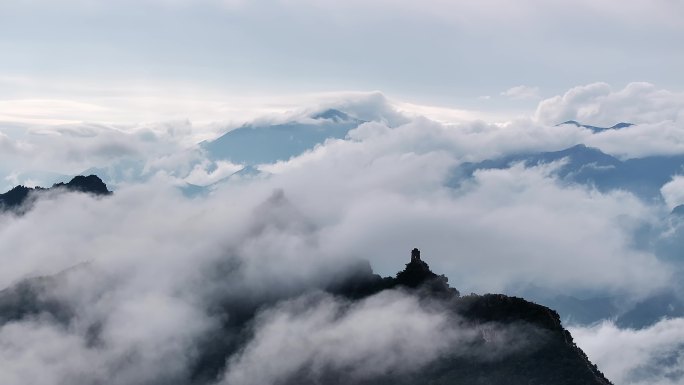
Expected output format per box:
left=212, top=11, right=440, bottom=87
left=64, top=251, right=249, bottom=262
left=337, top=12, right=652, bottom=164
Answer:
left=448, top=140, right=684, bottom=328
left=450, top=143, right=684, bottom=201
left=0, top=248, right=612, bottom=384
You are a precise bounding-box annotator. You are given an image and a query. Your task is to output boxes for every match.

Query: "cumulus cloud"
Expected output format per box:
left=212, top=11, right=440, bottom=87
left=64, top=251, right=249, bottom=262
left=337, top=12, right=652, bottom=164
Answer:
left=1, top=87, right=684, bottom=384
left=252, top=117, right=667, bottom=296
left=5, top=83, right=684, bottom=191
left=221, top=290, right=541, bottom=385
left=661, top=176, right=684, bottom=210
left=0, top=179, right=545, bottom=385
left=535, top=82, right=684, bottom=126
left=0, top=120, right=205, bottom=190
left=583, top=120, right=684, bottom=159
left=0, top=182, right=344, bottom=385
left=571, top=318, right=684, bottom=385
left=224, top=292, right=450, bottom=384
left=2, top=90, right=679, bottom=295
left=501, top=85, right=541, bottom=100
left=184, top=160, right=244, bottom=186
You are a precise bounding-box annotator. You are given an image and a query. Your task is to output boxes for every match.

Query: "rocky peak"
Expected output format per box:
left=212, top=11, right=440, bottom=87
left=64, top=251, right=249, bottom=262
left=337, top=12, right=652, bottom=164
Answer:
left=53, top=175, right=111, bottom=196
left=395, top=248, right=459, bottom=296
left=0, top=175, right=111, bottom=212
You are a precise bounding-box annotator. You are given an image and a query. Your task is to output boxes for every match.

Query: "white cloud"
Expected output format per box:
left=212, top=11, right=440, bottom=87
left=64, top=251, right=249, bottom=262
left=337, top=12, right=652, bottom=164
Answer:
left=2, top=90, right=678, bottom=296
left=254, top=113, right=667, bottom=295
left=222, top=290, right=540, bottom=385
left=1, top=88, right=684, bottom=384
left=184, top=159, right=244, bottom=186
left=501, top=85, right=541, bottom=100
left=0, top=99, right=112, bottom=126
left=571, top=318, right=684, bottom=385
left=660, top=176, right=684, bottom=210
left=535, top=82, right=684, bottom=126
left=222, top=291, right=456, bottom=384
left=581, top=120, right=684, bottom=159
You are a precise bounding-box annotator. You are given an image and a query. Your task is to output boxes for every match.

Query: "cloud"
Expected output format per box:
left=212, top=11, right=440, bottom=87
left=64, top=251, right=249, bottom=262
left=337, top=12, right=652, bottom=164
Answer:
left=1, top=88, right=684, bottom=384
left=221, top=290, right=540, bottom=385
left=257, top=116, right=667, bottom=295
left=571, top=318, right=684, bottom=385
left=583, top=120, right=684, bottom=159
left=0, top=132, right=18, bottom=154
left=183, top=160, right=244, bottom=186
left=222, top=291, right=454, bottom=384
left=0, top=120, right=204, bottom=189
left=535, top=82, right=684, bottom=126
left=0, top=180, right=543, bottom=385
left=501, top=85, right=541, bottom=100
left=3, top=89, right=678, bottom=295
left=0, top=182, right=347, bottom=385
left=661, top=177, right=684, bottom=210
left=2, top=0, right=683, bottom=123
left=0, top=99, right=112, bottom=126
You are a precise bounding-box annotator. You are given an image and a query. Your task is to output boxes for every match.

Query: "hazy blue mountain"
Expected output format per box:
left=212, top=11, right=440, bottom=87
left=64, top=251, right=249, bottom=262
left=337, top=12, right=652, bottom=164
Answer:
left=556, top=120, right=635, bottom=133
left=615, top=291, right=684, bottom=329
left=81, top=158, right=148, bottom=188
left=450, top=144, right=684, bottom=201
left=202, top=109, right=365, bottom=164
left=515, top=281, right=684, bottom=329
left=543, top=295, right=618, bottom=326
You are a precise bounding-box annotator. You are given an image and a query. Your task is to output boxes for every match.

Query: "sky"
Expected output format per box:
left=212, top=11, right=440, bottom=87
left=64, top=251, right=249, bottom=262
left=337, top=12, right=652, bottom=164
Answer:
left=1, top=0, right=683, bottom=125
left=2, top=1, right=684, bottom=384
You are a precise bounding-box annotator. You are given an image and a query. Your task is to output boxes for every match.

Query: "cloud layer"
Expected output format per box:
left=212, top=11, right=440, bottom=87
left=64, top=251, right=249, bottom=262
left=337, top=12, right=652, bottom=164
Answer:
left=572, top=318, right=684, bottom=385
left=1, top=83, right=684, bottom=384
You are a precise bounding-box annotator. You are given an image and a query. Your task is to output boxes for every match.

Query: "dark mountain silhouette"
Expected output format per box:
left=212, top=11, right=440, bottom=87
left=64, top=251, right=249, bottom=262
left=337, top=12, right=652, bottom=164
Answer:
left=451, top=144, right=684, bottom=201
left=0, top=248, right=612, bottom=384
left=0, top=175, right=111, bottom=211
left=321, top=249, right=611, bottom=385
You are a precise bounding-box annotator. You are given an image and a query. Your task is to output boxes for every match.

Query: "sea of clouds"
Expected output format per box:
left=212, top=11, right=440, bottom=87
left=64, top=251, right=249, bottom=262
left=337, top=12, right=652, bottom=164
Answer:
left=1, top=82, right=684, bottom=384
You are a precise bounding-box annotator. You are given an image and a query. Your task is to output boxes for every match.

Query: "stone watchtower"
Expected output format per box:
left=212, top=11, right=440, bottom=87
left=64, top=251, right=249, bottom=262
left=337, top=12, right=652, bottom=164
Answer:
left=411, top=248, right=421, bottom=262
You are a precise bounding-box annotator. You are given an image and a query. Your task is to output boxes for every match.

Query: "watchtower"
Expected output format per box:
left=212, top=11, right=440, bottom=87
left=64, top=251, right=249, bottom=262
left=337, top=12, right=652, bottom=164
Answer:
left=411, top=248, right=421, bottom=262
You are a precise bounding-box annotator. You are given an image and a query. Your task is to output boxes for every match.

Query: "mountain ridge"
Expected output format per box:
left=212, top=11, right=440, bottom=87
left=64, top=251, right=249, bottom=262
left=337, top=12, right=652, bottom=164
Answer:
left=557, top=120, right=635, bottom=133
left=0, top=175, right=111, bottom=212
left=450, top=143, right=684, bottom=201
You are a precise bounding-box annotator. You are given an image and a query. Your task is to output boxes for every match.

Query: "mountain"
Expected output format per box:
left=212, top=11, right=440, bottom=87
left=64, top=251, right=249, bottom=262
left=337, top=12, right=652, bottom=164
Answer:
left=450, top=144, right=684, bottom=201
left=0, top=175, right=111, bottom=211
left=0, top=248, right=612, bottom=384
left=517, top=286, right=684, bottom=329
left=201, top=109, right=365, bottom=164
left=557, top=120, right=635, bottom=133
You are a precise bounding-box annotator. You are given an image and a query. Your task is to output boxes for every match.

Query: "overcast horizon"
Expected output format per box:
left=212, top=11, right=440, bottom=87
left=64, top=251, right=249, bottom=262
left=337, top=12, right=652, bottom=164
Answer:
left=2, top=0, right=683, bottom=126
